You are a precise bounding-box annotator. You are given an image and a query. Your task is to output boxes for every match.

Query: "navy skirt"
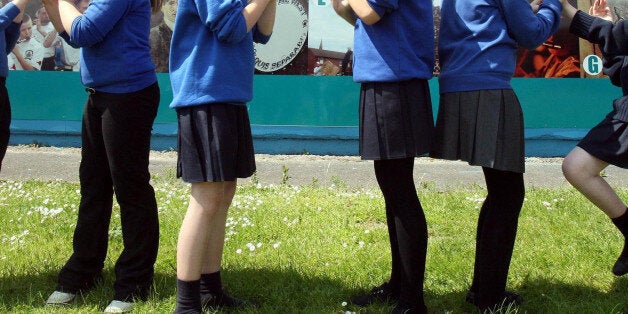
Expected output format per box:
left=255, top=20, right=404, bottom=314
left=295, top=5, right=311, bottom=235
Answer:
left=430, top=89, right=525, bottom=173
left=578, top=112, right=628, bottom=169
left=176, top=103, right=256, bottom=183
left=359, top=79, right=434, bottom=160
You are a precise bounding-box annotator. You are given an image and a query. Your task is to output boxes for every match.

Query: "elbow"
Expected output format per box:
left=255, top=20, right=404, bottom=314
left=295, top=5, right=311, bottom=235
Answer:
left=357, top=11, right=380, bottom=25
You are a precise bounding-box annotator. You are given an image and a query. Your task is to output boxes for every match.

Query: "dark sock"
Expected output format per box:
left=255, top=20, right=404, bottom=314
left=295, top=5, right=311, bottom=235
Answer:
left=199, top=271, right=222, bottom=296
left=611, top=209, right=628, bottom=256
left=174, top=279, right=201, bottom=314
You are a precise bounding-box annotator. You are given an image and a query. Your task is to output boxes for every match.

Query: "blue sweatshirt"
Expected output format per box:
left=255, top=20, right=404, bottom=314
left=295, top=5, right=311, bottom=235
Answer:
left=168, top=0, right=271, bottom=109
left=352, top=0, right=433, bottom=82
left=0, top=3, right=21, bottom=78
left=60, top=0, right=156, bottom=93
left=438, top=0, right=562, bottom=93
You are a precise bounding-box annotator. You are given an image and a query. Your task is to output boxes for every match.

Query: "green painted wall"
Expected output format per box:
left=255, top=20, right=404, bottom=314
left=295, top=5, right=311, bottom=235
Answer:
left=8, top=71, right=620, bottom=129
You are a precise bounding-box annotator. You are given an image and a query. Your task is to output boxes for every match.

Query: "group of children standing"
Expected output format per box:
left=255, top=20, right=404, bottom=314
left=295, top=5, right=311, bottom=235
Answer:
left=0, top=0, right=625, bottom=313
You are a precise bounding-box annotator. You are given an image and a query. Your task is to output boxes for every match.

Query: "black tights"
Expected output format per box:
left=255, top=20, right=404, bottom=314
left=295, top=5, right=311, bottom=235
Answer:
left=471, top=167, right=525, bottom=309
left=374, top=157, right=427, bottom=308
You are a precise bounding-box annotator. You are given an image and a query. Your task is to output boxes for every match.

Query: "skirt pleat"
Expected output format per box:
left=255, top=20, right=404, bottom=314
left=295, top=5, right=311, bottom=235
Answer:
left=431, top=89, right=525, bottom=173
left=359, top=79, right=434, bottom=160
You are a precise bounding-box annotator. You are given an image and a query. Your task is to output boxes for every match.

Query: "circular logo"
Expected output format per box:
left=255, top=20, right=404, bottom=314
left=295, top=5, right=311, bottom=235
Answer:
left=583, top=54, right=603, bottom=76
left=254, top=0, right=308, bottom=72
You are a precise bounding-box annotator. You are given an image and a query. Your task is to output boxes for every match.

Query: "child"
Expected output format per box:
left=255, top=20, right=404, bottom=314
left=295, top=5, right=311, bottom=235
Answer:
left=42, top=0, right=162, bottom=311
left=332, top=0, right=435, bottom=312
left=0, top=0, right=29, bottom=172
left=168, top=0, right=275, bottom=311
left=434, top=0, right=562, bottom=311
left=561, top=0, right=628, bottom=277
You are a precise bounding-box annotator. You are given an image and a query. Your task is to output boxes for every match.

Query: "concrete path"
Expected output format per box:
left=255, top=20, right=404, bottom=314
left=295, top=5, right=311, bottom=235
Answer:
left=1, top=146, right=627, bottom=191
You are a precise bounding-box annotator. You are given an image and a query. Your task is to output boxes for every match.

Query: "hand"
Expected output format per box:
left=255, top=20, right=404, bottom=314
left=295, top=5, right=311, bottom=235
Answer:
left=530, top=0, right=542, bottom=14
left=589, top=0, right=613, bottom=22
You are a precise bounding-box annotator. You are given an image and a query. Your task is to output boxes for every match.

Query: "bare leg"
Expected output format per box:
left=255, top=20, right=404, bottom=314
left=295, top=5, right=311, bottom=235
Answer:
left=201, top=180, right=237, bottom=274
left=177, top=181, right=236, bottom=281
left=562, top=147, right=627, bottom=218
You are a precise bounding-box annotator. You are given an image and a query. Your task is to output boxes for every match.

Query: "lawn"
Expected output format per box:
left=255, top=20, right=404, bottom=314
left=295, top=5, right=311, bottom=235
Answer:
left=0, top=172, right=626, bottom=313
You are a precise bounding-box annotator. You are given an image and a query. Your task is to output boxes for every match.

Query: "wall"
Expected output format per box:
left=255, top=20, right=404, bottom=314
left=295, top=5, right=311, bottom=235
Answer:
left=8, top=71, right=620, bottom=156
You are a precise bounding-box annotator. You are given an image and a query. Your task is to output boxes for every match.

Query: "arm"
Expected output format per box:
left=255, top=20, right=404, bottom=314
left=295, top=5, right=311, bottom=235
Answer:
left=197, top=0, right=272, bottom=43
left=42, top=28, right=58, bottom=48
left=255, top=0, right=275, bottom=36
left=347, top=0, right=379, bottom=25
left=563, top=0, right=628, bottom=55
left=331, top=0, right=356, bottom=26
left=500, top=0, right=563, bottom=49
left=4, top=21, right=20, bottom=54
left=44, top=0, right=127, bottom=47
left=11, top=46, right=39, bottom=70
left=241, top=0, right=272, bottom=32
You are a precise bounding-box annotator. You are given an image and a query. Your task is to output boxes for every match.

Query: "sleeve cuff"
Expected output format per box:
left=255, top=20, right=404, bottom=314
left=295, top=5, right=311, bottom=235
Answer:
left=570, top=10, right=596, bottom=39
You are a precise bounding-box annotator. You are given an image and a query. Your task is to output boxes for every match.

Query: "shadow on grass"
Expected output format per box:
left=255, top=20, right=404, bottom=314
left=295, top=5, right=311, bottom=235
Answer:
left=425, top=276, right=628, bottom=314
left=1, top=268, right=626, bottom=313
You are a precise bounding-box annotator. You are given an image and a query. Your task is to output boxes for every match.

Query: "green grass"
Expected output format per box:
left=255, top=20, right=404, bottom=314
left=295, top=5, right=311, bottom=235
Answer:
left=0, top=173, right=626, bottom=313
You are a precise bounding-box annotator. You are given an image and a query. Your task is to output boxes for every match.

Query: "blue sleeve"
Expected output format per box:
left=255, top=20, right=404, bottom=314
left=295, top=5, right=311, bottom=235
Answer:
left=68, top=0, right=128, bottom=47
left=252, top=25, right=271, bottom=44
left=0, top=3, right=20, bottom=29
left=500, top=0, right=562, bottom=49
left=5, top=22, right=20, bottom=54
left=366, top=0, right=397, bottom=19
left=196, top=0, right=248, bottom=44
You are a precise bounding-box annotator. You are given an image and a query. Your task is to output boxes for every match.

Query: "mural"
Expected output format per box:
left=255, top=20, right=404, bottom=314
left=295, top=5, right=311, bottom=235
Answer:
left=5, top=0, right=620, bottom=79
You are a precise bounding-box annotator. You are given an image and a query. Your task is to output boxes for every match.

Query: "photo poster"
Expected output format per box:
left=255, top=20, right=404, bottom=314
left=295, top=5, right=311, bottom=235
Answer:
left=11, top=0, right=619, bottom=79
left=512, top=0, right=625, bottom=79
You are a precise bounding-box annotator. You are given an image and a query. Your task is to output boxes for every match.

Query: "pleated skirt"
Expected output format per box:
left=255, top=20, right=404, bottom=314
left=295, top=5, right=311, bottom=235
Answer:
left=359, top=79, right=434, bottom=160
left=430, top=89, right=525, bottom=173
left=578, top=112, right=628, bottom=169
left=176, top=103, right=256, bottom=183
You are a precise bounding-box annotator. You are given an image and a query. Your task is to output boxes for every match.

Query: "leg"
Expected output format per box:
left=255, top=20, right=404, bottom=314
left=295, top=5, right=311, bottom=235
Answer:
left=472, top=167, right=524, bottom=311
left=197, top=181, right=252, bottom=308
left=374, top=157, right=428, bottom=312
left=200, top=180, right=236, bottom=275
left=0, top=81, right=10, bottom=172
left=562, top=146, right=627, bottom=218
left=100, top=85, right=160, bottom=301
left=57, top=96, right=113, bottom=293
left=563, top=146, right=628, bottom=275
left=175, top=181, right=235, bottom=313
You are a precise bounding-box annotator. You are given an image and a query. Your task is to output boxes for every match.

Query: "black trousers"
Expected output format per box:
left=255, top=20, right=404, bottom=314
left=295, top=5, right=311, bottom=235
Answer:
left=41, top=56, right=56, bottom=71
left=0, top=77, right=9, bottom=172
left=57, top=83, right=160, bottom=301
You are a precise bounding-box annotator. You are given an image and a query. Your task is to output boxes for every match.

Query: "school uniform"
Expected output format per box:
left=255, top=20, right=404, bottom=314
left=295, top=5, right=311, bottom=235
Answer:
left=435, top=0, right=562, bottom=310
left=169, top=0, right=270, bottom=183
left=350, top=0, right=433, bottom=311
left=53, top=0, right=160, bottom=302
left=570, top=10, right=628, bottom=168
left=0, top=4, right=21, bottom=172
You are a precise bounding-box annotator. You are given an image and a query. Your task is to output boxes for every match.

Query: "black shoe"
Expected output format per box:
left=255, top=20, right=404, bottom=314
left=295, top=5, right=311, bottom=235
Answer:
left=390, top=304, right=428, bottom=314
left=201, top=291, right=257, bottom=310
left=465, top=290, right=523, bottom=310
left=352, top=282, right=398, bottom=306
left=612, top=254, right=628, bottom=276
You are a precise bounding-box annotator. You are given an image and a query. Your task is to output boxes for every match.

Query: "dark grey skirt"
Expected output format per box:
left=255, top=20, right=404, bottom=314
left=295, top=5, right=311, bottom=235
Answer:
left=359, top=79, right=434, bottom=160
left=176, top=103, right=256, bottom=183
left=578, top=112, right=628, bottom=169
left=430, top=89, right=525, bottom=173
